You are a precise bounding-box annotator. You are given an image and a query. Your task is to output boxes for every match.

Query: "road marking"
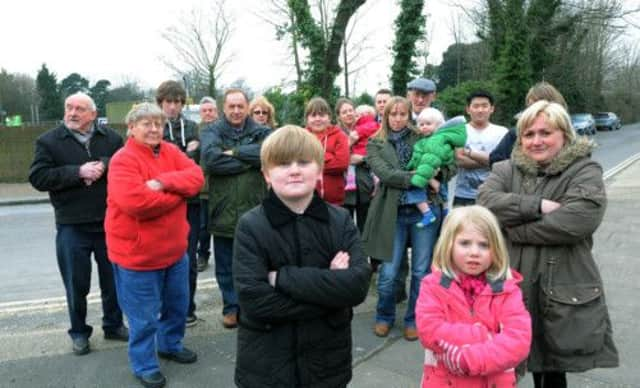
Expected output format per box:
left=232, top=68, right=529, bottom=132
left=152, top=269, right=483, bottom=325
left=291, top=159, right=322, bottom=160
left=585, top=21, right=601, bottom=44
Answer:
left=604, top=152, right=640, bottom=180
left=0, top=277, right=218, bottom=314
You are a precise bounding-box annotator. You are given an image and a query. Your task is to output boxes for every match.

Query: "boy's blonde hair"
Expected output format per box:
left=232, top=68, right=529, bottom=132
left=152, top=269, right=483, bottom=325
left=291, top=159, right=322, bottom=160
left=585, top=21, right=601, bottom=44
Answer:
left=417, top=107, right=445, bottom=126
left=432, top=205, right=512, bottom=281
left=355, top=104, right=376, bottom=116
left=260, top=125, right=324, bottom=170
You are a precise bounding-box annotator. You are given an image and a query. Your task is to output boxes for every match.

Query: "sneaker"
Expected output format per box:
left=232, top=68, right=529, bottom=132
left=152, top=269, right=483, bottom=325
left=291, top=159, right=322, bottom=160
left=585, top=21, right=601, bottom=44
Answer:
left=196, top=256, right=209, bottom=272
left=186, top=314, right=198, bottom=327
left=222, top=312, right=238, bottom=329
left=104, top=326, right=129, bottom=341
left=158, top=347, right=198, bottom=364
left=136, top=371, right=166, bottom=388
left=416, top=209, right=436, bottom=228
left=72, top=337, right=90, bottom=356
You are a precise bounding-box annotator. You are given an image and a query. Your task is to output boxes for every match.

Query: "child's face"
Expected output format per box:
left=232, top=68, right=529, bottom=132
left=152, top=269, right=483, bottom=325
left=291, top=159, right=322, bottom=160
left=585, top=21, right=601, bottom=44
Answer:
left=263, top=159, right=322, bottom=204
left=307, top=112, right=331, bottom=133
left=452, top=225, right=492, bottom=277
left=418, top=119, right=438, bottom=135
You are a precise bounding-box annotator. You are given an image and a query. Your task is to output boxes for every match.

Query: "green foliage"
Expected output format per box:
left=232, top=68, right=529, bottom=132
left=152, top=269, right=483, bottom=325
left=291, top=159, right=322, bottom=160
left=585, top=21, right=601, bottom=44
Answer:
left=106, top=82, right=145, bottom=103
left=492, top=0, right=531, bottom=123
left=353, top=92, right=374, bottom=106
left=36, top=64, right=63, bottom=121
left=59, top=73, right=90, bottom=99
left=263, top=87, right=307, bottom=127
left=0, top=69, right=36, bottom=119
left=287, top=0, right=365, bottom=101
left=390, top=0, right=425, bottom=96
left=437, top=80, right=498, bottom=118
left=89, top=80, right=111, bottom=117
left=437, top=42, right=490, bottom=91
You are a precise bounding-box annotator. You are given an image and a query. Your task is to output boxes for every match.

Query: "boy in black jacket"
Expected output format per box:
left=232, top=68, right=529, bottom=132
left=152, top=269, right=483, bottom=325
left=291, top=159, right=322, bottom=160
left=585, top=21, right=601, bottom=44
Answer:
left=232, top=125, right=371, bottom=388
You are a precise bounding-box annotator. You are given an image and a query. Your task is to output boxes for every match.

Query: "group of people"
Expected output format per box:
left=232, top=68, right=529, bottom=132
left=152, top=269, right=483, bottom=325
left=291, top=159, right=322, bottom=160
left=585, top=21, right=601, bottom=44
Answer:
left=29, top=75, right=618, bottom=388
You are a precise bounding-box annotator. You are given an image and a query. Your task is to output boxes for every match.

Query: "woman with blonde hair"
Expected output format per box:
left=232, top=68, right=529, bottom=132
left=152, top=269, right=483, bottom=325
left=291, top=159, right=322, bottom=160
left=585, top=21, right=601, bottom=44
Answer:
left=478, top=101, right=618, bottom=387
left=249, top=96, right=277, bottom=129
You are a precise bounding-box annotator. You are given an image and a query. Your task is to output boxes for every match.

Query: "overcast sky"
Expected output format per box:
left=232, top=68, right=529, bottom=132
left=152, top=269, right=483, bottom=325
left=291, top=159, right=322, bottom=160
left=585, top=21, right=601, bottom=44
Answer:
left=2, top=0, right=639, bottom=96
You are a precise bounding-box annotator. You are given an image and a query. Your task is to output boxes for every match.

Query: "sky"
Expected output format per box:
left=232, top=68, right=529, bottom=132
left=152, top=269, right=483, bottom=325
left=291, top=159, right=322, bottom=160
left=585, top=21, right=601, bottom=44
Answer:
left=2, top=0, right=639, bottom=96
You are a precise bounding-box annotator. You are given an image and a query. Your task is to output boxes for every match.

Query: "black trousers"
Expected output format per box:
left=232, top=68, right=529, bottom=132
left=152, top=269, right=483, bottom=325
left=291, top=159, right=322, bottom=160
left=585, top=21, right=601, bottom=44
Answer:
left=533, top=372, right=567, bottom=388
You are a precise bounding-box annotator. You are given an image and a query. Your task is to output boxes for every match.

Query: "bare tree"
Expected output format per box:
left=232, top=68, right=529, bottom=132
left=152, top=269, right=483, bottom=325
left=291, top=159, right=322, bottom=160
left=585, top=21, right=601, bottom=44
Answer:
left=161, top=0, right=234, bottom=99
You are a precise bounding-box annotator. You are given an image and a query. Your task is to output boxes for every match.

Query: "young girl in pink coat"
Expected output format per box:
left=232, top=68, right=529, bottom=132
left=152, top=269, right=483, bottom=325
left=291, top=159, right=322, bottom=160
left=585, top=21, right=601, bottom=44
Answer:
left=415, top=205, right=531, bottom=387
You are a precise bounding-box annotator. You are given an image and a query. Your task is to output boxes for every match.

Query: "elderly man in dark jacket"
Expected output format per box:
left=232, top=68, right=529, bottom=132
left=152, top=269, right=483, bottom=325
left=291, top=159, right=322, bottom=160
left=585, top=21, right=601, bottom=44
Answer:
left=200, top=88, right=272, bottom=329
left=29, top=92, right=128, bottom=356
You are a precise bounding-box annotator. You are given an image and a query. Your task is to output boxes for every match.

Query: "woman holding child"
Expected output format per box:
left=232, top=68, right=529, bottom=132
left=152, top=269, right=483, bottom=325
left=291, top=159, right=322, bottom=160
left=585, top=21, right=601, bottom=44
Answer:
left=362, top=96, right=447, bottom=341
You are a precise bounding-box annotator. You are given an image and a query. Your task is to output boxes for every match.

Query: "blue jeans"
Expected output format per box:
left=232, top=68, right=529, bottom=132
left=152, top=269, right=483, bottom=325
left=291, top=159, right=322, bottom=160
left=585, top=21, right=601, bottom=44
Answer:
left=197, top=199, right=211, bottom=260
left=187, top=202, right=200, bottom=316
left=55, top=224, right=123, bottom=339
left=113, top=255, right=189, bottom=377
left=213, top=236, right=238, bottom=316
left=376, top=205, right=442, bottom=328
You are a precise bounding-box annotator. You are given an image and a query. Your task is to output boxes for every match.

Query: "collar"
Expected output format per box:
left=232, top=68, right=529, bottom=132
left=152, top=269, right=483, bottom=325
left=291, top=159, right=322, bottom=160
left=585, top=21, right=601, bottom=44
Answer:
left=262, top=189, right=330, bottom=228
left=440, top=272, right=505, bottom=293
left=512, top=136, right=595, bottom=177
left=59, top=122, right=105, bottom=138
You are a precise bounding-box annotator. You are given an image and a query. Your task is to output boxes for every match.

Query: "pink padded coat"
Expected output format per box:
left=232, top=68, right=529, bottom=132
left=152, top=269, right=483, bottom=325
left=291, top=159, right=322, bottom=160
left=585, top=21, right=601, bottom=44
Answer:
left=415, top=269, right=531, bottom=388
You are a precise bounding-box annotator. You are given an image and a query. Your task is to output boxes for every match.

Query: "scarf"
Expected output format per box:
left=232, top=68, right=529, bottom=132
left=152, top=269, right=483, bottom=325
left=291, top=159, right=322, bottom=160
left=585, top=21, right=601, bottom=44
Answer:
left=456, top=273, right=487, bottom=308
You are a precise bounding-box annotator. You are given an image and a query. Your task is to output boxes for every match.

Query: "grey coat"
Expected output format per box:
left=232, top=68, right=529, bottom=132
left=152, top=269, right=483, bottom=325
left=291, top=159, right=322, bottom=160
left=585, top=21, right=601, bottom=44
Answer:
left=477, top=137, right=619, bottom=373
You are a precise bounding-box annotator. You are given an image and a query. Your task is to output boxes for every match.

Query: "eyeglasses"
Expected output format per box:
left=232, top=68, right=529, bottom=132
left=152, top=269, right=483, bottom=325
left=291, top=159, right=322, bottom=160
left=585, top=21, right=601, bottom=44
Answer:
left=253, top=110, right=269, bottom=116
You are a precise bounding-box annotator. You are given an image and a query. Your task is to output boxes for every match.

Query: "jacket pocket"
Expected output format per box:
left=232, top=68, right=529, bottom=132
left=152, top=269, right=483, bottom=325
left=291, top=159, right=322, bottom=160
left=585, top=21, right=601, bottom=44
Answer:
left=539, top=283, right=606, bottom=356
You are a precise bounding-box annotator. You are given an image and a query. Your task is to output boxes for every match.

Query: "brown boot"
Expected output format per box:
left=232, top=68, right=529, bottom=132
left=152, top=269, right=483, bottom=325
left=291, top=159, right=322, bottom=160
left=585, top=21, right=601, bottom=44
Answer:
left=222, top=312, right=238, bottom=329
left=373, top=323, right=391, bottom=337
left=404, top=327, right=418, bottom=341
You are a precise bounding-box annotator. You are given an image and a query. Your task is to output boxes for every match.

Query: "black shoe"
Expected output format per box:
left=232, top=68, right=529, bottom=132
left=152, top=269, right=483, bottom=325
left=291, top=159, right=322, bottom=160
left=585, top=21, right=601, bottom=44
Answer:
left=186, top=314, right=198, bottom=327
left=197, top=256, right=209, bottom=272
left=158, top=347, right=197, bottom=364
left=136, top=371, right=166, bottom=388
left=72, top=337, right=90, bottom=356
left=104, top=326, right=129, bottom=341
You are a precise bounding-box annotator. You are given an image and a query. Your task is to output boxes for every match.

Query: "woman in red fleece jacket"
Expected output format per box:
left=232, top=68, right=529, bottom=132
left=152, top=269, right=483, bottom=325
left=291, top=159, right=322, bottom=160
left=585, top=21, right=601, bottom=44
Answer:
left=304, top=97, right=349, bottom=206
left=415, top=205, right=531, bottom=388
left=105, top=102, right=203, bottom=388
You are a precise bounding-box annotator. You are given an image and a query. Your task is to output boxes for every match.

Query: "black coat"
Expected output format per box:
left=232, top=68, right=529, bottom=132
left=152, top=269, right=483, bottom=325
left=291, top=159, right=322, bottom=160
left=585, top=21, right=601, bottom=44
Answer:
left=29, top=124, right=123, bottom=227
left=233, top=191, right=371, bottom=388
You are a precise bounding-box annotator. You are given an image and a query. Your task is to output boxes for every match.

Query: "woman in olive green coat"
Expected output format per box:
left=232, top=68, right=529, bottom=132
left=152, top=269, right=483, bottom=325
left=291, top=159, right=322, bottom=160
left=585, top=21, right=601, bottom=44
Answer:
left=361, top=97, right=447, bottom=341
left=477, top=101, right=618, bottom=388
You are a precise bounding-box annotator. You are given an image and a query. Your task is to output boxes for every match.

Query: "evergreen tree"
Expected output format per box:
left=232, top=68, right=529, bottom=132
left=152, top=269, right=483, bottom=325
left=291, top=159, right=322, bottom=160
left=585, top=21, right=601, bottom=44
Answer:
left=493, top=0, right=531, bottom=123
left=36, top=64, right=63, bottom=121
left=89, top=79, right=111, bottom=117
left=390, top=0, right=425, bottom=96
left=59, top=73, right=90, bottom=99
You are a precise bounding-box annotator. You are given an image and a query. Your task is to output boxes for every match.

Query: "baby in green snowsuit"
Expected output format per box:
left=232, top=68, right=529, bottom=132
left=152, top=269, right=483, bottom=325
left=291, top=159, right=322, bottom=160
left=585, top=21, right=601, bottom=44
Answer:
left=406, top=109, right=467, bottom=226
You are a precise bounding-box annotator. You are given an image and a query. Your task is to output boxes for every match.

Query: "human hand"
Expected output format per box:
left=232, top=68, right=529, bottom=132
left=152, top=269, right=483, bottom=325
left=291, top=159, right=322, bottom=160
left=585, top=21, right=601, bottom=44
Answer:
left=79, top=161, right=105, bottom=181
left=435, top=340, right=469, bottom=375
left=349, top=130, right=359, bottom=142
left=186, top=140, right=200, bottom=152
left=540, top=199, right=561, bottom=214
left=268, top=271, right=277, bottom=287
left=330, top=251, right=350, bottom=270
left=428, top=178, right=440, bottom=193
left=145, top=179, right=164, bottom=191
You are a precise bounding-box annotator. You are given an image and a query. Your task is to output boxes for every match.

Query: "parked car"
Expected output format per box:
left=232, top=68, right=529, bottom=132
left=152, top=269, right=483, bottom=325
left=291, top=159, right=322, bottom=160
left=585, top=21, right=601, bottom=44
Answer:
left=593, top=112, right=621, bottom=131
left=570, top=113, right=597, bottom=136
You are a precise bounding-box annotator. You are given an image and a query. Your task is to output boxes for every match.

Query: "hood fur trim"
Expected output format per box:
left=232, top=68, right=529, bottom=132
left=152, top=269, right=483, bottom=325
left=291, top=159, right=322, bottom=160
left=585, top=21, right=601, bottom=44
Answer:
left=512, top=136, right=596, bottom=176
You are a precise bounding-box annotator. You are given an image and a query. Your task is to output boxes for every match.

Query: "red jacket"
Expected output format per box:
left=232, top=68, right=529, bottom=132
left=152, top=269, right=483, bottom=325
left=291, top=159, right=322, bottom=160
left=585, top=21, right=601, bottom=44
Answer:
left=351, top=114, right=379, bottom=156
left=105, top=138, right=204, bottom=270
left=415, top=269, right=531, bottom=388
left=307, top=125, right=349, bottom=205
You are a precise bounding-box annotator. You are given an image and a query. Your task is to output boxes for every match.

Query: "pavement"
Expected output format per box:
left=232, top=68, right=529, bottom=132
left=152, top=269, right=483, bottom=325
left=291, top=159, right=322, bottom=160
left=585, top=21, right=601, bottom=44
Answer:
left=0, top=159, right=639, bottom=387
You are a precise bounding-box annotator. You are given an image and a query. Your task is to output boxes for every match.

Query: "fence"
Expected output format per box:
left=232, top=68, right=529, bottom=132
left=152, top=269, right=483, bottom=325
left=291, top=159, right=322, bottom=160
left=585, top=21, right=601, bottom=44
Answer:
left=0, top=124, right=126, bottom=183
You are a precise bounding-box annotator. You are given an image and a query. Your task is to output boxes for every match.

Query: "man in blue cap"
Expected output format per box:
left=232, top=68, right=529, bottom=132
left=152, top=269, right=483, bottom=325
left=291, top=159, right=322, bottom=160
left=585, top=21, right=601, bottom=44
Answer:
left=407, top=77, right=437, bottom=122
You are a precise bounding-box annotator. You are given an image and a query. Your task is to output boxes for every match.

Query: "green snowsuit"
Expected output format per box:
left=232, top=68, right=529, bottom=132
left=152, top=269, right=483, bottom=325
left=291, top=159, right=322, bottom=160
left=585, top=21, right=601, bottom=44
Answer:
left=406, top=116, right=467, bottom=188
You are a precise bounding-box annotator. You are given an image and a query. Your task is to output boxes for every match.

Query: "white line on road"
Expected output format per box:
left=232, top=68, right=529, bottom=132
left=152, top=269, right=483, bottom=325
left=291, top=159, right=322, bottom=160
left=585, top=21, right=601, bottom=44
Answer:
left=604, top=152, right=640, bottom=180
left=0, top=278, right=219, bottom=314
